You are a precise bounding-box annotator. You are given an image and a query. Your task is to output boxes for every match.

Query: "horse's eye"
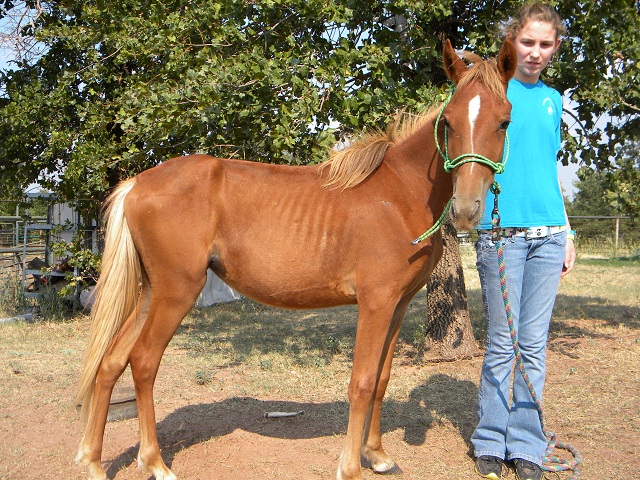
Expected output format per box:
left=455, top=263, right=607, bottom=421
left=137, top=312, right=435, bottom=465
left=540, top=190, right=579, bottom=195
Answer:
left=442, top=117, right=450, bottom=129
left=500, top=120, right=511, bottom=130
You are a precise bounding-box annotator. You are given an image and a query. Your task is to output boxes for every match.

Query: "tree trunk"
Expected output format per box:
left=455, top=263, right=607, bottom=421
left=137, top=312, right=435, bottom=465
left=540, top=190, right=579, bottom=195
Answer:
left=423, top=220, right=481, bottom=361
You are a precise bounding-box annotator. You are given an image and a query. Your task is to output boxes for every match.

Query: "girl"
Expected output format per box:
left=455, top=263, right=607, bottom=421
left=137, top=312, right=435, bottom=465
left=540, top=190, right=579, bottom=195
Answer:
left=472, top=3, right=576, bottom=480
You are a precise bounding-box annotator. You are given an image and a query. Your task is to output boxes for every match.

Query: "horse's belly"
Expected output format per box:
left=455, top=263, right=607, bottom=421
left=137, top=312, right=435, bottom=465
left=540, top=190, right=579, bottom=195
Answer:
left=210, top=242, right=356, bottom=309
left=215, top=268, right=357, bottom=309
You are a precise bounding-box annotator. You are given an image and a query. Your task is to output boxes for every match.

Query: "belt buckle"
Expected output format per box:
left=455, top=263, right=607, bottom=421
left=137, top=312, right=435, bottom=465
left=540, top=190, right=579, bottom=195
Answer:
left=525, top=227, right=546, bottom=239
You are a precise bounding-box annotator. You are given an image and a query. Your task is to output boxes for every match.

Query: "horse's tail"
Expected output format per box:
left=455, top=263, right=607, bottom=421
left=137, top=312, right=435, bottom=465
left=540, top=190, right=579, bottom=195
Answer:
left=75, top=178, right=141, bottom=422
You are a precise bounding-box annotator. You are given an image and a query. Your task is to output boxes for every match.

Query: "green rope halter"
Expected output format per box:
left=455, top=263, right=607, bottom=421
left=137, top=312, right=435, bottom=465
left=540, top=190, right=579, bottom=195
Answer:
left=411, top=86, right=509, bottom=245
left=435, top=86, right=510, bottom=175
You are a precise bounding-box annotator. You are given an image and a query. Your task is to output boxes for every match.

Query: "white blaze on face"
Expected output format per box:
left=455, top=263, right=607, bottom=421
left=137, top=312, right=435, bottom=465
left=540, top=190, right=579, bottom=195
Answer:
left=468, top=95, right=481, bottom=153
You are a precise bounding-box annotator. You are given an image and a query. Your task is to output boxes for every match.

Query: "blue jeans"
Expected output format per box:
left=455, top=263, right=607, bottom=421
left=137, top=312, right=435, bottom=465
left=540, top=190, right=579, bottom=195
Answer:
left=471, top=231, right=566, bottom=466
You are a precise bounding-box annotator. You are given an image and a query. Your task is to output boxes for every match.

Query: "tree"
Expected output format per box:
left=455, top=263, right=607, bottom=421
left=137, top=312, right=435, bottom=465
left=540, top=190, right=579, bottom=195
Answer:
left=0, top=1, right=46, bottom=65
left=567, top=140, right=640, bottom=250
left=605, top=140, right=640, bottom=219
left=424, top=220, right=480, bottom=360
left=568, top=140, right=640, bottom=221
left=0, top=0, right=457, bottom=201
left=567, top=167, right=617, bottom=217
left=565, top=166, right=618, bottom=247
left=554, top=0, right=640, bottom=170
left=4, top=1, right=635, bottom=202
left=1, top=0, right=638, bottom=353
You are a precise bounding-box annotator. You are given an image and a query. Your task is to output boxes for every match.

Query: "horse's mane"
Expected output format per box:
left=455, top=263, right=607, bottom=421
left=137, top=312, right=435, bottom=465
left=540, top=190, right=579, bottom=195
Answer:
left=321, top=51, right=506, bottom=190
left=320, top=106, right=439, bottom=190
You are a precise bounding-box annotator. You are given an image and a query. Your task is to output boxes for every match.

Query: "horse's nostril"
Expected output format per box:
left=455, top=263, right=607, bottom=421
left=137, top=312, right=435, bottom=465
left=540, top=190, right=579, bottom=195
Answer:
left=470, top=199, right=481, bottom=219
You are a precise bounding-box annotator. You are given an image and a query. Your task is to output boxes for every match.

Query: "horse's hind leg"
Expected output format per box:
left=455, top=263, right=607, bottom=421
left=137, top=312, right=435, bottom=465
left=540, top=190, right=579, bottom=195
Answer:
left=129, top=278, right=205, bottom=480
left=75, top=295, right=151, bottom=480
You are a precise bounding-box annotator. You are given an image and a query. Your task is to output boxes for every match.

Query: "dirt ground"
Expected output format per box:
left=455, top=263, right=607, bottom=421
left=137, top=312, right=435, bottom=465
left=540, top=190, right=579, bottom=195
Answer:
left=1, top=312, right=639, bottom=480
left=2, top=253, right=640, bottom=480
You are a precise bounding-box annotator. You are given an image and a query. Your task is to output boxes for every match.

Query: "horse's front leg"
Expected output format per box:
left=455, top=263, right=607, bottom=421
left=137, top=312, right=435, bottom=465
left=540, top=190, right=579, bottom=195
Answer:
left=337, top=303, right=399, bottom=480
left=361, top=306, right=407, bottom=473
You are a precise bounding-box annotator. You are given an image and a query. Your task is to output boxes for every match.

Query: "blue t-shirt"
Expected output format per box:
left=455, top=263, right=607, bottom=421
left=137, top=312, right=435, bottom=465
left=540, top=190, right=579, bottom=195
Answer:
left=477, top=78, right=566, bottom=229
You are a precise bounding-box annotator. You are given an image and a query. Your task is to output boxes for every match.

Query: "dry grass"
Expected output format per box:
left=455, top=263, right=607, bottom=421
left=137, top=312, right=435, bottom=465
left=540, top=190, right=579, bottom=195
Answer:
left=0, top=246, right=638, bottom=479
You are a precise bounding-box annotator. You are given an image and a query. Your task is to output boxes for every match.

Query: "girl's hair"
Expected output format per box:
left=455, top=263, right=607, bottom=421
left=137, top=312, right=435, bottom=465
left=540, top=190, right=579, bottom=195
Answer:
left=502, top=2, right=567, bottom=40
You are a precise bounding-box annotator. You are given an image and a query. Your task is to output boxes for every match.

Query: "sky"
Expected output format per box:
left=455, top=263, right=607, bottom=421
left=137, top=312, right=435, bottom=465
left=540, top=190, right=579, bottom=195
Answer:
left=558, top=161, right=579, bottom=199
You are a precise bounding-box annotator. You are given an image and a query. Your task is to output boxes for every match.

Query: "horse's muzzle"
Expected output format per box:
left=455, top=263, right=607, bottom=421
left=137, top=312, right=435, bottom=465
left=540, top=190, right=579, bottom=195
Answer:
left=450, top=197, right=483, bottom=231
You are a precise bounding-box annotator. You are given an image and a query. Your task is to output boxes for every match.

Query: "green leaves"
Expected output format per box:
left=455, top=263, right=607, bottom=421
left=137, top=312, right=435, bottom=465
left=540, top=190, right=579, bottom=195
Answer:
left=606, top=142, right=640, bottom=219
left=555, top=0, right=640, bottom=170
left=0, top=0, right=638, bottom=217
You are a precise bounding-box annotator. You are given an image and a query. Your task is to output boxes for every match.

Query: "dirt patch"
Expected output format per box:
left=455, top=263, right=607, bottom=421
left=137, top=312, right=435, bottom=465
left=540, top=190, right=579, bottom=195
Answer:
left=1, top=325, right=639, bottom=479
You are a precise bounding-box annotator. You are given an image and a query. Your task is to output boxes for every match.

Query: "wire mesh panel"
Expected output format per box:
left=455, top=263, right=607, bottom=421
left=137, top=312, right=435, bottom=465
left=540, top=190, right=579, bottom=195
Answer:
left=569, top=216, right=639, bottom=257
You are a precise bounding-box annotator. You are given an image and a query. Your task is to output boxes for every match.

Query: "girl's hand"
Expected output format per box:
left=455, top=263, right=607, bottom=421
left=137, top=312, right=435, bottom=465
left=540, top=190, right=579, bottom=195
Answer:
left=562, top=239, right=576, bottom=277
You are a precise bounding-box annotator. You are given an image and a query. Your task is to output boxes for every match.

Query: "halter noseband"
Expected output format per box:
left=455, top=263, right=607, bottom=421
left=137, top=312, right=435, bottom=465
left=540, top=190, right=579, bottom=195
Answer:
left=411, top=86, right=509, bottom=245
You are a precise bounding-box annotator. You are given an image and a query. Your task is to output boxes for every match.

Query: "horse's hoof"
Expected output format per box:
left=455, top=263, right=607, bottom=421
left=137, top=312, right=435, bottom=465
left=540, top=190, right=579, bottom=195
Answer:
left=85, top=462, right=108, bottom=480
left=138, top=453, right=178, bottom=480
left=372, top=457, right=396, bottom=473
left=75, top=445, right=108, bottom=480
left=142, top=465, right=178, bottom=480
left=362, top=446, right=395, bottom=473
left=152, top=471, right=177, bottom=480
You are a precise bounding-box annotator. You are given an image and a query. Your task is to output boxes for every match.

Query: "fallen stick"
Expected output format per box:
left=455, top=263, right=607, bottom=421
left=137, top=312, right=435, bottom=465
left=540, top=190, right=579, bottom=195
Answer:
left=264, top=411, right=305, bottom=418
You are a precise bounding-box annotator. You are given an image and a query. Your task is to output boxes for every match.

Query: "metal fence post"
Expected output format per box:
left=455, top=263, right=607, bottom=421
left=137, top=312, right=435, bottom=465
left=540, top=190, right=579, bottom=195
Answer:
left=615, top=217, right=620, bottom=257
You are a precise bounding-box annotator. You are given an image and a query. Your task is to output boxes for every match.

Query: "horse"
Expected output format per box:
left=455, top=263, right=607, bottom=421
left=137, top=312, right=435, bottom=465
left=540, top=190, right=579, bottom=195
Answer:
left=75, top=38, right=516, bottom=480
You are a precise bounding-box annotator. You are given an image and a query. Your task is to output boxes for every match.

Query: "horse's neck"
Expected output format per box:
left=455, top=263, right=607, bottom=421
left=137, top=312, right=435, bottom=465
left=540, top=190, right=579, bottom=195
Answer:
left=387, top=119, right=451, bottom=198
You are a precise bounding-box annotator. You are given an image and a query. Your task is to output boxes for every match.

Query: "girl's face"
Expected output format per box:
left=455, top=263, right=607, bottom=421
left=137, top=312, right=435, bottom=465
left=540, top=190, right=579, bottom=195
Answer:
left=509, top=20, right=561, bottom=83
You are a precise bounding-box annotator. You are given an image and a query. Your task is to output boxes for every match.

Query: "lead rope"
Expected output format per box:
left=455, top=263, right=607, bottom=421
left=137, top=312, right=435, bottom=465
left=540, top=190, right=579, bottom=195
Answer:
left=492, top=192, right=582, bottom=479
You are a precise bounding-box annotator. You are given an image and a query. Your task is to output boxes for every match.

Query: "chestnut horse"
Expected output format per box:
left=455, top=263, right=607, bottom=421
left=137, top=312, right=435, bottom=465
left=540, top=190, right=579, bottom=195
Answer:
left=75, top=39, right=516, bottom=480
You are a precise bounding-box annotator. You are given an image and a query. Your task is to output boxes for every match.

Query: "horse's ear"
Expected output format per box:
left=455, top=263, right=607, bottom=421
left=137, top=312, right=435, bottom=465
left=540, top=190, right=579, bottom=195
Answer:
left=497, top=40, right=517, bottom=85
left=443, top=39, right=467, bottom=85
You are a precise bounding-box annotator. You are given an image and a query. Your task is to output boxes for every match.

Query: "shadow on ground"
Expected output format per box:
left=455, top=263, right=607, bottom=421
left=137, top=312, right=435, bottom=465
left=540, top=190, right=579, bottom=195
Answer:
left=104, top=373, right=476, bottom=477
left=103, top=283, right=639, bottom=476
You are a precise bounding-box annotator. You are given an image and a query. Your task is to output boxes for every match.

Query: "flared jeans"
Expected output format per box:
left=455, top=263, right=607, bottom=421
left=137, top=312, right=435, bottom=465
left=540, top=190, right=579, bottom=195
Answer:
left=471, top=231, right=566, bottom=466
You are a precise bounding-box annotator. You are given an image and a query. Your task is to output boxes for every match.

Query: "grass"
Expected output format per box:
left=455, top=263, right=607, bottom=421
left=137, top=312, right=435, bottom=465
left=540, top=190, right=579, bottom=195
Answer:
left=0, top=270, right=29, bottom=318
left=0, top=246, right=639, bottom=479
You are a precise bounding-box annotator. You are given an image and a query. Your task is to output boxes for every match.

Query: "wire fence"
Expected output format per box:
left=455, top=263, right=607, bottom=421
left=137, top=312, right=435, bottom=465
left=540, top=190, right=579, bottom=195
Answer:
left=569, top=216, right=639, bottom=258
